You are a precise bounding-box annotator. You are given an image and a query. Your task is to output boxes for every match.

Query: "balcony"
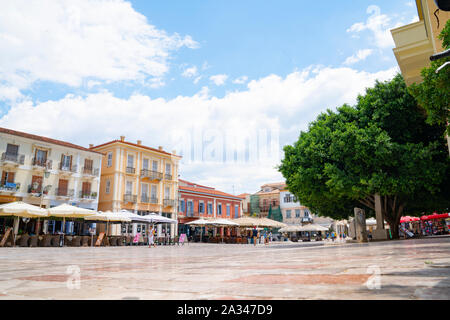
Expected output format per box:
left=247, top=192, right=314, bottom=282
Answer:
left=259, top=204, right=279, bottom=212
left=28, top=184, right=50, bottom=197
left=0, top=182, right=20, bottom=194
left=141, top=196, right=159, bottom=204
left=55, top=188, right=74, bottom=198
left=59, top=162, right=77, bottom=174
left=79, top=191, right=97, bottom=201
left=1, top=153, right=25, bottom=166
left=164, top=173, right=172, bottom=180
left=82, top=166, right=99, bottom=177
left=123, top=194, right=137, bottom=203
left=302, top=217, right=313, bottom=223
left=32, top=158, right=52, bottom=170
left=140, top=169, right=162, bottom=180
left=126, top=167, right=136, bottom=174
left=391, top=20, right=434, bottom=86
left=163, top=199, right=176, bottom=207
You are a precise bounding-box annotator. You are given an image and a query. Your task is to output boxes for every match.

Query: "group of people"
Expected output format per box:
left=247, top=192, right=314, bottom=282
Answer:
left=250, top=227, right=272, bottom=246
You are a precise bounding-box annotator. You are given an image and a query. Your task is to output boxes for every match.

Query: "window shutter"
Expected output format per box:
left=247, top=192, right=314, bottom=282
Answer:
left=69, top=155, right=73, bottom=169
left=1, top=171, right=6, bottom=185
left=7, top=172, right=15, bottom=183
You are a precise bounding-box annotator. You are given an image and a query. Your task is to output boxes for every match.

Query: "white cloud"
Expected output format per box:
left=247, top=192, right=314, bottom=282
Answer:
left=347, top=5, right=399, bottom=49
left=210, top=74, right=228, bottom=86
left=0, top=65, right=398, bottom=194
left=233, top=76, right=249, bottom=84
left=0, top=0, right=198, bottom=97
left=343, top=49, right=373, bottom=65
left=182, top=66, right=198, bottom=78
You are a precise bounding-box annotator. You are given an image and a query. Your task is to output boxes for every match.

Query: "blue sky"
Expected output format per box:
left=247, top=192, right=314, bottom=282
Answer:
left=0, top=0, right=418, bottom=194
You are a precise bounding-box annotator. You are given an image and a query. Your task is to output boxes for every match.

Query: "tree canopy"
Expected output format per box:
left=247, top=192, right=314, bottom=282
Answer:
left=279, top=74, right=450, bottom=238
left=408, top=19, right=450, bottom=135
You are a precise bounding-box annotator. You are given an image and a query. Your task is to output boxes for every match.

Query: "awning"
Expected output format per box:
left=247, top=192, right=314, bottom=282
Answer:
left=421, top=213, right=449, bottom=221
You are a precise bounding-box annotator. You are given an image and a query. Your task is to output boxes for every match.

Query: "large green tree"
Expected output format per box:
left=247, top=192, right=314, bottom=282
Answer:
left=408, top=19, right=450, bottom=135
left=279, top=74, right=450, bottom=239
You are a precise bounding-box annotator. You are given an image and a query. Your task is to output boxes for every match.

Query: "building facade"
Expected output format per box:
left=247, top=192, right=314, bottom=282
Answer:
left=178, top=179, right=242, bottom=234
left=249, top=182, right=285, bottom=218
left=279, top=189, right=312, bottom=225
left=91, top=136, right=181, bottom=237
left=391, top=0, right=450, bottom=85
left=0, top=127, right=102, bottom=234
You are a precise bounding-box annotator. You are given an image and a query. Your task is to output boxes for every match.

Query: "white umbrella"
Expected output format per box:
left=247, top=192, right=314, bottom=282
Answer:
left=186, top=218, right=213, bottom=242
left=299, top=224, right=329, bottom=232
left=0, top=201, right=48, bottom=246
left=84, top=211, right=131, bottom=237
left=48, top=203, right=98, bottom=246
left=117, top=209, right=151, bottom=223
left=279, top=225, right=303, bottom=233
left=146, top=212, right=177, bottom=224
left=209, top=218, right=239, bottom=226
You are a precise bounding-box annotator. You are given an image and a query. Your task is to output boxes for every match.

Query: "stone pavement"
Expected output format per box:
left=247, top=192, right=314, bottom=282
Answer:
left=0, top=238, right=448, bottom=300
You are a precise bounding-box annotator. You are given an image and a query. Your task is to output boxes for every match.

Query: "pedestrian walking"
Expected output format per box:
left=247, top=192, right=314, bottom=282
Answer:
left=148, top=226, right=156, bottom=248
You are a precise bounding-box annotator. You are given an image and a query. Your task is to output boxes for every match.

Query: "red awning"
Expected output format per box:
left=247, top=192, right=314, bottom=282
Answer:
left=420, top=213, right=449, bottom=221
left=400, top=216, right=420, bottom=222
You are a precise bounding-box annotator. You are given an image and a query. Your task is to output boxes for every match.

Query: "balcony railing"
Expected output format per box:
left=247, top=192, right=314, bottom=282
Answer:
left=82, top=167, right=99, bottom=176
left=59, top=162, right=77, bottom=173
left=164, top=173, right=172, bottom=180
left=140, top=169, right=162, bottom=180
left=126, top=167, right=136, bottom=174
left=141, top=195, right=158, bottom=204
left=32, top=158, right=52, bottom=170
left=1, top=152, right=25, bottom=165
left=28, top=184, right=50, bottom=196
left=163, top=199, right=176, bottom=207
left=123, top=194, right=137, bottom=203
left=259, top=205, right=279, bottom=212
left=79, top=191, right=97, bottom=200
left=0, top=182, right=20, bottom=193
left=55, top=188, right=74, bottom=197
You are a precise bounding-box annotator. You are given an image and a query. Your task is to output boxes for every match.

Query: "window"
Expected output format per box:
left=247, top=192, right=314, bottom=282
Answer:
left=180, top=200, right=185, bottom=213
left=152, top=160, right=158, bottom=171
left=31, top=175, right=43, bottom=192
left=165, top=186, right=170, bottom=199
left=35, top=149, right=47, bottom=165
left=82, top=182, right=91, bottom=195
left=295, top=209, right=300, bottom=218
left=286, top=210, right=292, bottom=218
left=107, top=152, right=113, bottom=167
left=199, top=201, right=204, bottom=214
left=58, top=179, right=68, bottom=194
left=304, top=210, right=310, bottom=217
left=284, top=194, right=292, bottom=203
left=141, top=183, right=148, bottom=199
left=143, top=158, right=149, bottom=170
left=165, top=163, right=171, bottom=174
left=127, top=154, right=134, bottom=168
left=226, top=204, right=230, bottom=216
left=217, top=203, right=222, bottom=215
left=84, top=159, right=93, bottom=170
left=105, top=180, right=111, bottom=194
left=235, top=205, right=239, bottom=218
left=61, top=154, right=71, bottom=170
left=6, top=144, right=18, bottom=155
left=207, top=203, right=213, bottom=215
left=1, top=171, right=15, bottom=185
left=125, top=181, right=133, bottom=195
left=151, top=185, right=157, bottom=200
left=187, top=201, right=193, bottom=216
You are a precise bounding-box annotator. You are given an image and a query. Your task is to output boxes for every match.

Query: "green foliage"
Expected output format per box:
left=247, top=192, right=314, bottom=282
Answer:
left=408, top=19, right=450, bottom=134
left=279, top=74, right=450, bottom=226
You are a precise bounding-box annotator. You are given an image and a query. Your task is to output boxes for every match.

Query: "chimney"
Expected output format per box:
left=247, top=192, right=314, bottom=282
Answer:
left=89, top=144, right=93, bottom=148
left=158, top=146, right=163, bottom=151
left=120, top=136, right=125, bottom=142
left=137, top=140, right=142, bottom=145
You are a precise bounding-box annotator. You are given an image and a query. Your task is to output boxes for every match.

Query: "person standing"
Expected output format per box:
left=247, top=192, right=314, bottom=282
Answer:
left=252, top=227, right=258, bottom=246
left=148, top=226, right=155, bottom=248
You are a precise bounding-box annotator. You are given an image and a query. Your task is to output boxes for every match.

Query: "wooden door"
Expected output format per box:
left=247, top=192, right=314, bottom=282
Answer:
left=31, top=175, right=43, bottom=192
left=58, top=179, right=68, bottom=195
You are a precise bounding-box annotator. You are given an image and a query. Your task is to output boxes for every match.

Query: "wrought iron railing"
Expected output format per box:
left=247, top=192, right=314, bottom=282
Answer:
left=164, top=173, right=172, bottom=180
left=126, top=167, right=136, bottom=174
left=55, top=188, right=74, bottom=197
left=1, top=152, right=25, bottom=165
left=140, top=169, right=162, bottom=180
left=82, top=166, right=99, bottom=176
left=163, top=199, right=176, bottom=207
left=79, top=191, right=96, bottom=200
left=32, top=158, right=52, bottom=170
left=123, top=194, right=137, bottom=203
left=59, top=162, right=77, bottom=173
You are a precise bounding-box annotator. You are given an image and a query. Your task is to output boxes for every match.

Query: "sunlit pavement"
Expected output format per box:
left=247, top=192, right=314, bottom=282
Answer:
left=0, top=238, right=448, bottom=300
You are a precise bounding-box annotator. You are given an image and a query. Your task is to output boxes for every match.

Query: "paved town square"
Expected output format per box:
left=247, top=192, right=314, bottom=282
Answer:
left=0, top=238, right=448, bottom=300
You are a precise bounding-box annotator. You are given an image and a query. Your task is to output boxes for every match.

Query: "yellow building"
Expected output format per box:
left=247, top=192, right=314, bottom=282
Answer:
left=391, top=0, right=450, bottom=85
left=91, top=136, right=181, bottom=237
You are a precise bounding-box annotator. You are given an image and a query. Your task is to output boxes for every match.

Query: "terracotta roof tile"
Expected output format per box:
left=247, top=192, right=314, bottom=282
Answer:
left=179, top=185, right=242, bottom=200
left=0, top=127, right=103, bottom=155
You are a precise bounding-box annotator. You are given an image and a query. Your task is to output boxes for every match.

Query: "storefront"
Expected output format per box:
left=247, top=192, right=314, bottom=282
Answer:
left=420, top=213, right=450, bottom=236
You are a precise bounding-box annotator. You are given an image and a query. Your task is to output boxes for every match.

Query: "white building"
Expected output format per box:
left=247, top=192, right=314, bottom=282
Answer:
left=279, top=189, right=313, bottom=224
left=0, top=127, right=103, bottom=234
